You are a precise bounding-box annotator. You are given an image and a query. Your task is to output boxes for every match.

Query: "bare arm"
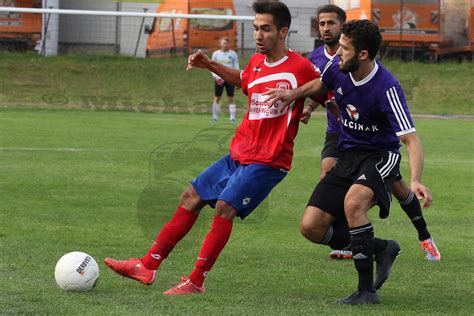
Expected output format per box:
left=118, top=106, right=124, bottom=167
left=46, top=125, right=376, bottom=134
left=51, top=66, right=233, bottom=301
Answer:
left=399, top=132, right=432, bottom=209
left=187, top=50, right=241, bottom=87
left=263, top=78, right=329, bottom=106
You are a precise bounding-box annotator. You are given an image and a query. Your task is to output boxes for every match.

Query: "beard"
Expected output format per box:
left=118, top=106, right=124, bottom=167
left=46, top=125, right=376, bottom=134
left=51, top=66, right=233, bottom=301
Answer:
left=322, top=34, right=340, bottom=46
left=339, top=54, right=359, bottom=73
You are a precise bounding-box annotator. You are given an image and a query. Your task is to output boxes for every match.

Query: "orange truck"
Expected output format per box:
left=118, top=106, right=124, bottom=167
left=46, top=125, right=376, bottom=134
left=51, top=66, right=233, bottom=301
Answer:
left=331, top=0, right=473, bottom=59
left=145, top=0, right=237, bottom=57
left=0, top=0, right=42, bottom=51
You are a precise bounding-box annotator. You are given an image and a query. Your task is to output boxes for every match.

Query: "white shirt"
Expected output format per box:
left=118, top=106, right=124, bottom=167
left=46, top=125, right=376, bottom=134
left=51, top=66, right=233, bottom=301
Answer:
left=211, top=49, right=239, bottom=80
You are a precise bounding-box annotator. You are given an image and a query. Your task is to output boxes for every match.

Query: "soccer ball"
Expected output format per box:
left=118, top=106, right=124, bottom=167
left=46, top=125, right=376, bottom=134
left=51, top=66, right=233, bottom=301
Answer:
left=54, top=251, right=99, bottom=292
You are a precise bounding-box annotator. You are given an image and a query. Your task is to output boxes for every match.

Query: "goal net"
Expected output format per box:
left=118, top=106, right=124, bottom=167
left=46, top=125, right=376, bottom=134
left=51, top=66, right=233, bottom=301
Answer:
left=0, top=1, right=257, bottom=57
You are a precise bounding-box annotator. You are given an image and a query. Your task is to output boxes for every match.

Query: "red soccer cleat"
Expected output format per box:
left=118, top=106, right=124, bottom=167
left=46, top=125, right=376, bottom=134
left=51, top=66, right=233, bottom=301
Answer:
left=104, top=257, right=156, bottom=285
left=163, top=276, right=205, bottom=295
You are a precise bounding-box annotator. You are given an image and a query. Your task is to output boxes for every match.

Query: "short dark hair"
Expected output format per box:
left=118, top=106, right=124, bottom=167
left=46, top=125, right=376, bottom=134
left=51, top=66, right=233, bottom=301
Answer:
left=317, top=4, right=346, bottom=23
left=342, top=19, right=382, bottom=60
left=252, top=1, right=291, bottom=30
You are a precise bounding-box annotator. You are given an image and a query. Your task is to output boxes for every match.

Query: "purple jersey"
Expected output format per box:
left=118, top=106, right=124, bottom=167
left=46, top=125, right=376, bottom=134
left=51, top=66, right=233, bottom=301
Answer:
left=309, top=45, right=341, bottom=135
left=321, top=58, right=415, bottom=152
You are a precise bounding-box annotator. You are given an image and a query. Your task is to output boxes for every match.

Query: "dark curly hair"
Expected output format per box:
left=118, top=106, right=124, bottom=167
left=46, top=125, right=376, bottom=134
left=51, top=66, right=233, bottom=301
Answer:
left=253, top=0, right=291, bottom=31
left=341, top=19, right=382, bottom=60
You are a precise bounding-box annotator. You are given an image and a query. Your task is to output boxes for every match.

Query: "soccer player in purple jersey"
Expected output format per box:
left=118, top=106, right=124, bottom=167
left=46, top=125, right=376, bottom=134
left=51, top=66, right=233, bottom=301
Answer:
left=302, top=4, right=344, bottom=181
left=265, top=20, right=432, bottom=305
left=304, top=4, right=440, bottom=262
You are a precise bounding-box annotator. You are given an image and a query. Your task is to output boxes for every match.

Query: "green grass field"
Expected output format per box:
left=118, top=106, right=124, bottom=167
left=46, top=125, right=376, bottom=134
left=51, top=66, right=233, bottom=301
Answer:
left=1, top=53, right=473, bottom=115
left=1, top=108, right=473, bottom=314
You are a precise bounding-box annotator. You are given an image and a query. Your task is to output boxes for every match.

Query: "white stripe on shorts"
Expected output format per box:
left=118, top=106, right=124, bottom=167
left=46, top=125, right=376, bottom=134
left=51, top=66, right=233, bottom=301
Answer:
left=377, top=152, right=400, bottom=179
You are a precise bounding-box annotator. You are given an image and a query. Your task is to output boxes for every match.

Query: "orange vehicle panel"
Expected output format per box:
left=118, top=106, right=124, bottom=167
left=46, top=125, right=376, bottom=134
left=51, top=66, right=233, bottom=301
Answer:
left=187, top=0, right=237, bottom=52
left=146, top=0, right=237, bottom=57
left=0, top=0, right=42, bottom=35
left=332, top=0, right=472, bottom=56
left=145, top=0, right=188, bottom=56
left=374, top=3, right=440, bottom=43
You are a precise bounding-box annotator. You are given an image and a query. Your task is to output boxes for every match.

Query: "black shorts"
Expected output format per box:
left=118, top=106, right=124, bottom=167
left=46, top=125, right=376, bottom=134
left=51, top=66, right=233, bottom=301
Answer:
left=321, top=132, right=340, bottom=160
left=215, top=81, right=235, bottom=97
left=307, top=149, right=401, bottom=219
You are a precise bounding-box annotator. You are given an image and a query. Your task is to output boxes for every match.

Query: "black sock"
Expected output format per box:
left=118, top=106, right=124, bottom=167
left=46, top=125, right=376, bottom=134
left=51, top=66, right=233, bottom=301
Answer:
left=350, top=223, right=375, bottom=293
left=399, top=191, right=431, bottom=241
left=322, top=219, right=350, bottom=250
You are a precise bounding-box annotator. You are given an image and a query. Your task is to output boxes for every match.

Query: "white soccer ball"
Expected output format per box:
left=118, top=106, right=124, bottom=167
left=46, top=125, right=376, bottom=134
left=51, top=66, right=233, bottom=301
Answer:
left=54, top=251, right=100, bottom=292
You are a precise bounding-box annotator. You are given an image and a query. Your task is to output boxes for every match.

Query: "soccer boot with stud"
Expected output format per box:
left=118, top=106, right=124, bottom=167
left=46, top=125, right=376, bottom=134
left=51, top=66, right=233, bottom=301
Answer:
left=163, top=275, right=205, bottom=295
left=329, top=245, right=353, bottom=260
left=420, top=237, right=441, bottom=261
left=336, top=290, right=380, bottom=305
left=104, top=257, right=156, bottom=285
left=374, top=240, right=401, bottom=290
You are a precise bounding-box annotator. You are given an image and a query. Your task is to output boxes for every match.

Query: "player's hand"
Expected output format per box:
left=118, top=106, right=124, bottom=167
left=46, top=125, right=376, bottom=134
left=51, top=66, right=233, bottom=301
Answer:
left=300, top=106, right=313, bottom=124
left=216, top=79, right=225, bottom=86
left=324, top=98, right=341, bottom=117
left=411, top=181, right=432, bottom=209
left=187, top=50, right=211, bottom=70
left=263, top=88, right=296, bottom=107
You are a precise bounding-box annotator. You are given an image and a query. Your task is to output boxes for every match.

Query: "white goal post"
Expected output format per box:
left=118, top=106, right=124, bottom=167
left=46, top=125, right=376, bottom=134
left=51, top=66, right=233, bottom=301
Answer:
left=0, top=7, right=255, bottom=21
left=0, top=6, right=254, bottom=57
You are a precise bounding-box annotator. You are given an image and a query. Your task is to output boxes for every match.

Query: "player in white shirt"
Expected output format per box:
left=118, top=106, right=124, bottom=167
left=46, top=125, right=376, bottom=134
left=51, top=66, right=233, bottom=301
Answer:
left=211, top=37, right=240, bottom=123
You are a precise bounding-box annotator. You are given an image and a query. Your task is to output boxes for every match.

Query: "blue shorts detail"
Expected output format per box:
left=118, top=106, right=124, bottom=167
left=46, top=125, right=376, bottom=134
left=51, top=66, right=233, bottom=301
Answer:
left=191, top=154, right=287, bottom=219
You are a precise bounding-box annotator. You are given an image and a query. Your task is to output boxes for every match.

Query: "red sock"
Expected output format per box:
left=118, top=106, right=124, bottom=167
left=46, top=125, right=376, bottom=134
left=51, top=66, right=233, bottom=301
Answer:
left=189, top=216, right=233, bottom=287
left=141, top=206, right=198, bottom=270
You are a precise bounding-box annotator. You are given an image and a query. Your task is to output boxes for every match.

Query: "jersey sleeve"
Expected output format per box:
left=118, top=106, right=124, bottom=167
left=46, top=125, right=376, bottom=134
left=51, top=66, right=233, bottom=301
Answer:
left=308, top=62, right=320, bottom=80
left=308, top=49, right=318, bottom=66
left=301, top=60, right=326, bottom=104
left=320, top=59, right=337, bottom=91
left=382, top=84, right=416, bottom=136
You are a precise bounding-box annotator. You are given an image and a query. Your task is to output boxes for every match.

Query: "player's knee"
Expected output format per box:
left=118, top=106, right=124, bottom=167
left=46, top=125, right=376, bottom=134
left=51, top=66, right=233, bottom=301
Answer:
left=300, top=222, right=314, bottom=242
left=179, top=186, right=202, bottom=211
left=299, top=219, right=326, bottom=244
left=215, top=200, right=237, bottom=220
left=344, top=197, right=366, bottom=223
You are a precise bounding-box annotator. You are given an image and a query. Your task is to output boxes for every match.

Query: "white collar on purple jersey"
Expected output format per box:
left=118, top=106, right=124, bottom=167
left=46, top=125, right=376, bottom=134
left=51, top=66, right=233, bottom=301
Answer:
left=349, top=60, right=379, bottom=86
left=324, top=45, right=336, bottom=60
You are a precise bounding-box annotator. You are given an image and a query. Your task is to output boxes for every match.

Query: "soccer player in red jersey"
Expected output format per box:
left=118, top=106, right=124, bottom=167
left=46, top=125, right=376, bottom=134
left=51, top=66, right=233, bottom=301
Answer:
left=104, top=1, right=323, bottom=295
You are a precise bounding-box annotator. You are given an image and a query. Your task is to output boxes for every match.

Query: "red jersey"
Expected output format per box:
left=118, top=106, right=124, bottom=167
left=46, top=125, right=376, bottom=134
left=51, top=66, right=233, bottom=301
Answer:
left=230, top=50, right=320, bottom=170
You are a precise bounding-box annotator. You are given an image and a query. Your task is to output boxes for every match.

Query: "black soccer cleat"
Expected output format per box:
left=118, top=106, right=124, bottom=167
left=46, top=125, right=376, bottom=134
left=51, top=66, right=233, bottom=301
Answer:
left=374, top=240, right=401, bottom=290
left=335, top=290, right=380, bottom=305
